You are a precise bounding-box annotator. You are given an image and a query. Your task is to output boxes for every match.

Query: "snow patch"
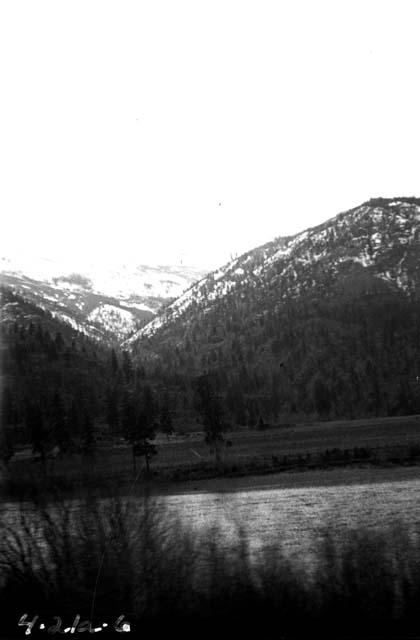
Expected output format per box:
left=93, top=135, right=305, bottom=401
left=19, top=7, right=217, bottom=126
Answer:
left=88, top=304, right=138, bottom=340
left=350, top=252, right=374, bottom=267
left=126, top=302, right=155, bottom=313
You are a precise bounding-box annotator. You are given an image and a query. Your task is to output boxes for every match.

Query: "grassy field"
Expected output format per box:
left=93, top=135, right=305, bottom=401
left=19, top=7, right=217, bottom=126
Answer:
left=5, top=414, right=420, bottom=494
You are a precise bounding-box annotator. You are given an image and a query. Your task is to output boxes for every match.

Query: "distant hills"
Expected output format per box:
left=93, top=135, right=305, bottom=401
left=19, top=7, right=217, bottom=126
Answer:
left=0, top=255, right=205, bottom=343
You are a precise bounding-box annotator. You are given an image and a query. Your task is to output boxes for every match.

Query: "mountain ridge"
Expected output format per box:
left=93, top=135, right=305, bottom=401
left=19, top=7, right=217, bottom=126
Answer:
left=123, top=197, right=420, bottom=423
left=125, top=197, right=420, bottom=346
left=0, top=256, right=206, bottom=343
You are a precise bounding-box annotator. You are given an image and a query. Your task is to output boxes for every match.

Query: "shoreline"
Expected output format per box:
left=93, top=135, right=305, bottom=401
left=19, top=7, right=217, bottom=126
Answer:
left=3, top=462, right=420, bottom=503
left=145, top=463, right=420, bottom=496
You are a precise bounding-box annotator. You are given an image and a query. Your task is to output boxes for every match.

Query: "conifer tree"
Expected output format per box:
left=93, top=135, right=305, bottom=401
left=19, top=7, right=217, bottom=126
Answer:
left=159, top=392, right=174, bottom=438
left=194, top=374, right=226, bottom=463
left=26, top=400, right=47, bottom=473
left=81, top=410, right=96, bottom=461
left=132, top=386, right=157, bottom=473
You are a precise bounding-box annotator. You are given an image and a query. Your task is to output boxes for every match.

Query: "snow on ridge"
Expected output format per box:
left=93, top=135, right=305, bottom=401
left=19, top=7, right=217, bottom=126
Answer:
left=51, top=312, right=84, bottom=333
left=124, top=276, right=207, bottom=344
left=212, top=268, right=226, bottom=281
left=88, top=304, right=136, bottom=323
left=378, top=271, right=393, bottom=283
left=307, top=251, right=326, bottom=264
left=0, top=254, right=205, bottom=302
left=127, top=209, right=382, bottom=345
left=126, top=302, right=155, bottom=313
left=127, top=244, right=283, bottom=344
left=51, top=280, right=89, bottom=292
left=349, top=253, right=374, bottom=268
left=125, top=200, right=420, bottom=347
left=390, top=201, right=413, bottom=208
left=265, top=231, right=310, bottom=267
left=87, top=304, right=139, bottom=339
left=126, top=314, right=164, bottom=343
left=34, top=305, right=97, bottom=338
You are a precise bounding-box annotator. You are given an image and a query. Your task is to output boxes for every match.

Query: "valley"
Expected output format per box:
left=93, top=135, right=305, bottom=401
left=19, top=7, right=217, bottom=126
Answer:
left=2, top=197, right=420, bottom=638
left=3, top=197, right=420, bottom=492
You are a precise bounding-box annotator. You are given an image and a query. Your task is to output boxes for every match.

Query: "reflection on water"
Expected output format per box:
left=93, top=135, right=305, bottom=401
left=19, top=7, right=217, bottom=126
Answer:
left=2, top=478, right=420, bottom=569
left=158, top=478, right=420, bottom=567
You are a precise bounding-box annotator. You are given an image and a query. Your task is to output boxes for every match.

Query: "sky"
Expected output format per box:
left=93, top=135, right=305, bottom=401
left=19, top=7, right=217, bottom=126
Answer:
left=1, top=0, right=420, bottom=271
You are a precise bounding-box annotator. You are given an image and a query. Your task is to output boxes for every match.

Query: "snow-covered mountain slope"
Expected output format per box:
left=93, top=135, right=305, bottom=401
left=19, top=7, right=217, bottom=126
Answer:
left=0, top=255, right=205, bottom=343
left=125, top=197, right=420, bottom=346
left=87, top=304, right=139, bottom=342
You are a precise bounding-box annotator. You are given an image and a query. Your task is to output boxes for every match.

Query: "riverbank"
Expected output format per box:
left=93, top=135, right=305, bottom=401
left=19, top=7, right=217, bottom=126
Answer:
left=148, top=461, right=420, bottom=496
left=3, top=458, right=420, bottom=502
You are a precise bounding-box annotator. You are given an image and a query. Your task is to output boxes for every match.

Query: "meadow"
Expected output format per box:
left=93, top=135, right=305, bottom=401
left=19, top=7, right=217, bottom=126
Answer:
left=5, top=414, right=420, bottom=495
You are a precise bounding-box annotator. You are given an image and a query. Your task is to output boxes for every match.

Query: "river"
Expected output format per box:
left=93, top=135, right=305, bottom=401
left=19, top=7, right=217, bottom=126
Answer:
left=159, top=468, right=420, bottom=569
left=2, top=466, right=420, bottom=572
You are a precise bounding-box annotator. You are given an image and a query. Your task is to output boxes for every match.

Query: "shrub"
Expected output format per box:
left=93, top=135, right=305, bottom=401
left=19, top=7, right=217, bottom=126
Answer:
left=2, top=496, right=420, bottom=637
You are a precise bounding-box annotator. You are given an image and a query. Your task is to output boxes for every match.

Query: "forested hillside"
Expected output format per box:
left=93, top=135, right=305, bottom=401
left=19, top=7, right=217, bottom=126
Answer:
left=0, top=287, right=111, bottom=452
left=131, top=284, right=420, bottom=424
left=129, top=199, right=420, bottom=424
left=0, top=287, right=174, bottom=463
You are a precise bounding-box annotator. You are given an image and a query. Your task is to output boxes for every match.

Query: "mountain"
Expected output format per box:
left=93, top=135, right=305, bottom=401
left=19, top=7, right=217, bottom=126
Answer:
left=3, top=197, right=420, bottom=452
left=127, top=197, right=420, bottom=344
left=0, top=255, right=205, bottom=343
left=126, top=197, right=420, bottom=422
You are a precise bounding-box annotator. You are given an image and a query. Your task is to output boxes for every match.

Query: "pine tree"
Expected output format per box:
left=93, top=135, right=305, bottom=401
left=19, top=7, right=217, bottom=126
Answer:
left=122, top=350, right=133, bottom=383
left=1, top=387, right=16, bottom=429
left=121, top=391, right=136, bottom=444
left=81, top=410, right=96, bottom=461
left=106, top=386, right=120, bottom=435
left=110, top=348, right=119, bottom=377
left=50, top=391, right=69, bottom=452
left=132, top=386, right=158, bottom=473
left=159, top=392, right=174, bottom=438
left=26, top=400, right=47, bottom=473
left=0, top=426, right=14, bottom=465
left=54, top=331, right=64, bottom=352
left=67, top=400, right=82, bottom=437
left=312, top=377, right=332, bottom=417
left=194, top=374, right=226, bottom=463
